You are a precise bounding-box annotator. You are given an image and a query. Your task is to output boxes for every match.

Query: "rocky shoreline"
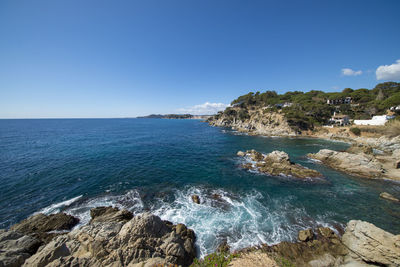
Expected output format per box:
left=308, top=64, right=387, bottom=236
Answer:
left=208, top=113, right=400, bottom=181
left=1, top=207, right=400, bottom=267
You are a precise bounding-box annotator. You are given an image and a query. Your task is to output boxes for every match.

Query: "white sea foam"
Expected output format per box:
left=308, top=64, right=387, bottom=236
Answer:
left=151, top=186, right=337, bottom=258
left=37, top=187, right=340, bottom=258
left=38, top=195, right=83, bottom=215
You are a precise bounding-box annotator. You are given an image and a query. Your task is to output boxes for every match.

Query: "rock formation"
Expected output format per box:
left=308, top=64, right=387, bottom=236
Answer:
left=0, top=230, right=41, bottom=267
left=21, top=208, right=196, bottom=267
left=10, top=213, right=79, bottom=244
left=208, top=109, right=296, bottom=136
left=308, top=149, right=384, bottom=179
left=238, top=150, right=323, bottom=179
left=342, top=220, right=400, bottom=266
left=191, top=195, right=200, bottom=204
left=380, top=192, right=400, bottom=202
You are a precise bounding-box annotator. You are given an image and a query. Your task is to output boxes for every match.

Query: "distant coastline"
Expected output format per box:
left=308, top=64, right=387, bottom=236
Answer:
left=137, top=114, right=213, bottom=120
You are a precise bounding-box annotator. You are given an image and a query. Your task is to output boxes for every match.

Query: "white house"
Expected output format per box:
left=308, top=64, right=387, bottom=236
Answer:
left=354, top=115, right=394, bottom=126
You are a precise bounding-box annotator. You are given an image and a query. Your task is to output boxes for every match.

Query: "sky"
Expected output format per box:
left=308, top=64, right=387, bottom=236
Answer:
left=0, top=0, right=400, bottom=118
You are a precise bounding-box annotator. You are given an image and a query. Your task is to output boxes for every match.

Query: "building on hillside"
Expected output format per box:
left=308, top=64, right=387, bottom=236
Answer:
left=326, top=97, right=352, bottom=105
left=354, top=115, right=394, bottom=126
left=390, top=105, right=400, bottom=111
left=329, top=113, right=350, bottom=126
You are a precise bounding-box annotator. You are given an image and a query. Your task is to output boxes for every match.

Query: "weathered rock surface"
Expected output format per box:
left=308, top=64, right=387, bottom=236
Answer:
left=239, top=150, right=323, bottom=179
left=0, top=230, right=41, bottom=267
left=23, top=208, right=196, bottom=267
left=342, top=220, right=400, bottom=266
left=380, top=192, right=400, bottom=202
left=89, top=206, right=133, bottom=224
left=308, top=149, right=384, bottom=179
left=298, top=228, right=313, bottom=242
left=208, top=109, right=296, bottom=136
left=10, top=213, right=79, bottom=244
left=238, top=226, right=347, bottom=267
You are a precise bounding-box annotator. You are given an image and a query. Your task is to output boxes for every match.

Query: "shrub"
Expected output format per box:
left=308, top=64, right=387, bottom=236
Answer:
left=350, top=127, right=361, bottom=136
left=190, top=252, right=238, bottom=267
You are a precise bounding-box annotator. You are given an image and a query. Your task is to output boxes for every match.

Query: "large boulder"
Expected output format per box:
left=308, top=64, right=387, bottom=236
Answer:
left=342, top=220, right=400, bottom=266
left=308, top=149, right=384, bottom=179
left=10, top=213, right=79, bottom=244
left=0, top=230, right=41, bottom=267
left=23, top=209, right=196, bottom=267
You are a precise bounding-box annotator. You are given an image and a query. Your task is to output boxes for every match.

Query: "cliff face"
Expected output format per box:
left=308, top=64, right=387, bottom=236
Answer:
left=208, top=107, right=296, bottom=136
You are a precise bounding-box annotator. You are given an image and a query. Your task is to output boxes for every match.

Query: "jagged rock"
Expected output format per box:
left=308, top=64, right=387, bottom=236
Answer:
left=217, top=240, right=230, bottom=253
left=298, top=229, right=313, bottom=242
left=247, top=150, right=263, bottom=161
left=89, top=206, right=133, bottom=224
left=208, top=109, right=296, bottom=136
left=317, top=227, right=336, bottom=239
left=263, top=226, right=347, bottom=267
left=10, top=213, right=79, bottom=244
left=23, top=209, right=196, bottom=267
left=191, top=195, right=200, bottom=204
left=342, top=220, right=400, bottom=266
left=0, top=230, right=41, bottom=267
left=241, top=150, right=322, bottom=179
left=380, top=192, right=400, bottom=202
left=308, top=149, right=384, bottom=179
left=237, top=151, right=245, bottom=157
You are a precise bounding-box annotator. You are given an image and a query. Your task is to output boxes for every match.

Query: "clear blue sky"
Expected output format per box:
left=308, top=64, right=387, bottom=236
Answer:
left=1, top=0, right=399, bottom=118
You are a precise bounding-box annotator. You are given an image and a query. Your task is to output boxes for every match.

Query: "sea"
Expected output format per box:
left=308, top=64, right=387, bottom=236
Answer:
left=0, top=118, right=399, bottom=257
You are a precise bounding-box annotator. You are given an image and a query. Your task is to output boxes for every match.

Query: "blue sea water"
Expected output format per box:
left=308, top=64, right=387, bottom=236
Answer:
left=0, top=119, right=399, bottom=256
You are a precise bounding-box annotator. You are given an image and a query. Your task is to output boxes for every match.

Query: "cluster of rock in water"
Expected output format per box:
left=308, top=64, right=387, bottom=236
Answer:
left=237, top=149, right=323, bottom=179
left=1, top=205, right=399, bottom=267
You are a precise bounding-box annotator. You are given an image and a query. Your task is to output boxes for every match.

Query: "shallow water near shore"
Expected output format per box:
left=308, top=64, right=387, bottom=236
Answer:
left=1, top=119, right=399, bottom=257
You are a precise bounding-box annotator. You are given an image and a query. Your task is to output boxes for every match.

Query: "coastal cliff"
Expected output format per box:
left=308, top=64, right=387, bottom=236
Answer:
left=208, top=108, right=296, bottom=136
left=1, top=208, right=399, bottom=267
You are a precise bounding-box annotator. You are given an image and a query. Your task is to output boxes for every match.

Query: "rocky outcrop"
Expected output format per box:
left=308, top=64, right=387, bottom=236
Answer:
left=89, top=206, right=133, bottom=224
left=23, top=208, right=196, bottom=267
left=191, top=195, right=200, bottom=204
left=208, top=109, right=296, bottom=136
left=0, top=230, right=41, bottom=267
left=308, top=149, right=384, bottom=179
left=10, top=213, right=79, bottom=244
left=342, top=220, right=400, bottom=266
left=239, top=150, right=323, bottom=179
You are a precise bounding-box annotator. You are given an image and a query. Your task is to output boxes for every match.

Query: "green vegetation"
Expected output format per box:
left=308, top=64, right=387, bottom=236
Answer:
left=350, top=127, right=361, bottom=136
left=226, top=82, right=400, bottom=131
left=190, top=252, right=238, bottom=267
left=275, top=256, right=296, bottom=267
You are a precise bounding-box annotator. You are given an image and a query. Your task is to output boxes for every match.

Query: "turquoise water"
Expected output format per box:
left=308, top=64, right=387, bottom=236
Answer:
left=0, top=119, right=399, bottom=256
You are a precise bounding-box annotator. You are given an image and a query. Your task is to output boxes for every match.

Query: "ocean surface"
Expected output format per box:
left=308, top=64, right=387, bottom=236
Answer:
left=1, top=119, right=399, bottom=257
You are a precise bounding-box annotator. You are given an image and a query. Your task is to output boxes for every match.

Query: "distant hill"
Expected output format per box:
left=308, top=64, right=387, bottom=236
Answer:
left=137, top=114, right=212, bottom=120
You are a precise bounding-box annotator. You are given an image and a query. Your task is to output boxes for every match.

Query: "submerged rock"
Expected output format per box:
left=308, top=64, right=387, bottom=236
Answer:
left=23, top=208, right=196, bottom=267
left=308, top=149, right=384, bottom=179
left=380, top=192, right=400, bottom=202
left=239, top=150, right=323, bottom=179
left=342, top=220, right=400, bottom=266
